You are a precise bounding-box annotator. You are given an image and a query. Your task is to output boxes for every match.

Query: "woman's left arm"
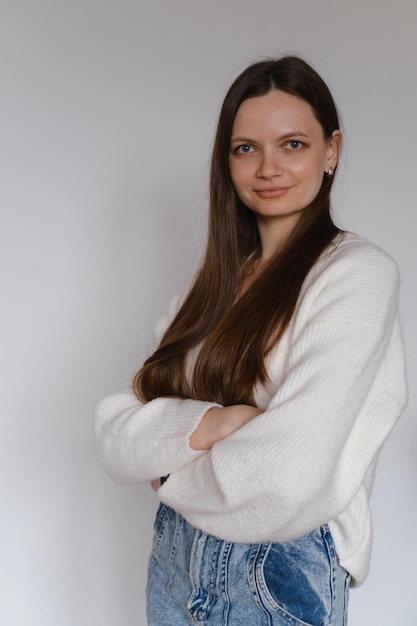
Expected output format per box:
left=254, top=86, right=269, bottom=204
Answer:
left=157, top=243, right=408, bottom=543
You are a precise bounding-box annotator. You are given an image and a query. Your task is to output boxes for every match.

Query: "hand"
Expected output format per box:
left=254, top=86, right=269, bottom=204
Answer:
left=189, top=404, right=263, bottom=451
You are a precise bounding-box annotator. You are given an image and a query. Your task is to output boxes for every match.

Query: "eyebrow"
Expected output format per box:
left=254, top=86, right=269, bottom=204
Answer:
left=230, top=131, right=309, bottom=143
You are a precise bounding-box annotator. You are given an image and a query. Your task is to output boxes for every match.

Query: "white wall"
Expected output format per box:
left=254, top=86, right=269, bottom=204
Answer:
left=1, top=1, right=415, bottom=624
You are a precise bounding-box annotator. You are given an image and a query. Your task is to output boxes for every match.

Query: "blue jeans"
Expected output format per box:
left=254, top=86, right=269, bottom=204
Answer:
left=147, top=504, right=349, bottom=625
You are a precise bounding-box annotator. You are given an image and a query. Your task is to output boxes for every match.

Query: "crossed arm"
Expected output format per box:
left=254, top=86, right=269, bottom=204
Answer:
left=189, top=404, right=263, bottom=450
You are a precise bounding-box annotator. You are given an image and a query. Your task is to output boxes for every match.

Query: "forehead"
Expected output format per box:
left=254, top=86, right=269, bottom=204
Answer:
left=232, top=90, right=322, bottom=136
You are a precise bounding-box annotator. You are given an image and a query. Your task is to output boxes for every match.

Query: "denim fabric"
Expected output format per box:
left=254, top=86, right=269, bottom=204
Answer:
left=147, top=504, right=349, bottom=625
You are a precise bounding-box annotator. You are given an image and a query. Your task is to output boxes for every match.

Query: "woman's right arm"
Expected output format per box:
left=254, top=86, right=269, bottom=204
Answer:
left=93, top=288, right=224, bottom=484
left=93, top=286, right=262, bottom=483
left=93, top=389, right=222, bottom=484
left=94, top=389, right=262, bottom=483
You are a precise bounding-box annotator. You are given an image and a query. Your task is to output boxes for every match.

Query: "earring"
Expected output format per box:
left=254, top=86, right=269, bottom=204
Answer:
left=326, top=167, right=335, bottom=177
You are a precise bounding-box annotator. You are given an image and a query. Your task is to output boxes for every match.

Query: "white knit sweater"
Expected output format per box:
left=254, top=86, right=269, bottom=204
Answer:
left=94, top=232, right=407, bottom=586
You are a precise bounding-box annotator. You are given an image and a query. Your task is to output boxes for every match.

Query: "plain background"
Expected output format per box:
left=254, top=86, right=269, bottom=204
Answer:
left=1, top=1, right=416, bottom=624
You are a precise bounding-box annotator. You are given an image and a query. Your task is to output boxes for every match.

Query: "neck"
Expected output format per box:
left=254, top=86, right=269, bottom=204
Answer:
left=256, top=213, right=300, bottom=265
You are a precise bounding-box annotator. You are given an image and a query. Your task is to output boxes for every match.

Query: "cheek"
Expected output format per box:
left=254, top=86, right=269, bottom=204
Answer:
left=229, top=163, right=249, bottom=191
left=229, top=161, right=238, bottom=186
left=292, top=159, right=324, bottom=189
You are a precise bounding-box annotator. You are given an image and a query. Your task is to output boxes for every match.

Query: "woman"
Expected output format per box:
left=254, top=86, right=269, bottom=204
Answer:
left=94, top=56, right=407, bottom=625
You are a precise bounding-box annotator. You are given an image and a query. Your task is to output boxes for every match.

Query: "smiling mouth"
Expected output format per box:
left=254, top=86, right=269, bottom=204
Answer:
left=254, top=187, right=291, bottom=198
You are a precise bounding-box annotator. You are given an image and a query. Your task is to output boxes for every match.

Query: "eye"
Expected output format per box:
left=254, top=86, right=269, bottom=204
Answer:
left=286, top=140, right=304, bottom=150
left=234, top=144, right=254, bottom=154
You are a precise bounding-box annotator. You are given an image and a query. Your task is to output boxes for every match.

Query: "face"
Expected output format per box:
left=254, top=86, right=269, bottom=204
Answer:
left=229, top=90, right=340, bottom=236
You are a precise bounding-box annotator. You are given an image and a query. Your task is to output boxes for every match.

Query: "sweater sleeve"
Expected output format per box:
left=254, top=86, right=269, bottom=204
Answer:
left=93, top=392, right=220, bottom=483
left=158, top=244, right=407, bottom=542
left=93, top=290, right=221, bottom=484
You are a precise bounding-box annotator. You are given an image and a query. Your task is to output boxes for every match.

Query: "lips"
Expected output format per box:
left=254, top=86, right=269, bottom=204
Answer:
left=254, top=187, right=291, bottom=198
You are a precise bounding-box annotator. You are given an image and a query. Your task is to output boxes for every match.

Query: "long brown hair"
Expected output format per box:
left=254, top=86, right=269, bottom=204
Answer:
left=133, top=55, right=341, bottom=406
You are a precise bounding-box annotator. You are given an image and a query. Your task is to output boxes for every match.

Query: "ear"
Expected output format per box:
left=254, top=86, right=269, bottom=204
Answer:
left=325, top=130, right=342, bottom=171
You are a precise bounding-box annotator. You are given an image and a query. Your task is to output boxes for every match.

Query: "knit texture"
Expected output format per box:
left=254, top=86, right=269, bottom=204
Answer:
left=93, top=232, right=407, bottom=586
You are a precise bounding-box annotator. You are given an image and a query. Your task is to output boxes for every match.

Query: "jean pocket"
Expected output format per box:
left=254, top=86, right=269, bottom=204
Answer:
left=250, top=527, right=336, bottom=626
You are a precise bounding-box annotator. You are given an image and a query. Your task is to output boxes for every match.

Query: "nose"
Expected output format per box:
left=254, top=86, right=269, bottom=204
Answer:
left=256, top=150, right=284, bottom=178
